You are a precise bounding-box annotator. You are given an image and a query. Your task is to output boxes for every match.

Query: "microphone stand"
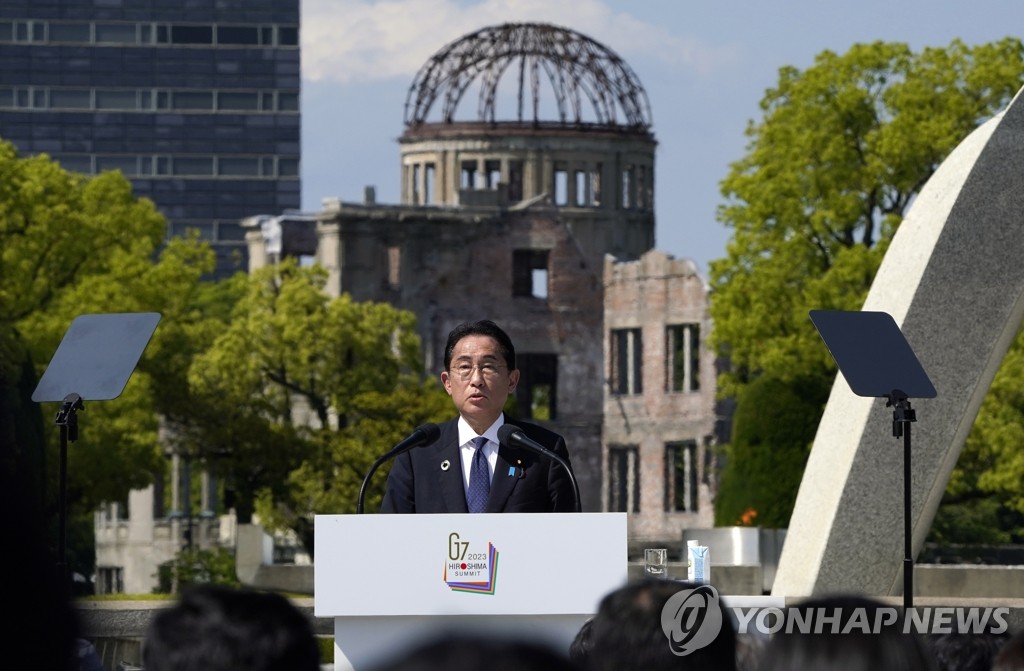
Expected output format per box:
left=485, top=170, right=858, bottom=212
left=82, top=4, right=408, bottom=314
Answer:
left=498, top=426, right=582, bottom=512
left=356, top=424, right=440, bottom=514
left=546, top=449, right=582, bottom=513
left=356, top=452, right=393, bottom=514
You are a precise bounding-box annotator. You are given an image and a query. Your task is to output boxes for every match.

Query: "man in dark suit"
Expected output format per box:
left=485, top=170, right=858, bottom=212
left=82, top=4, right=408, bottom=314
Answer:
left=380, top=319, right=577, bottom=513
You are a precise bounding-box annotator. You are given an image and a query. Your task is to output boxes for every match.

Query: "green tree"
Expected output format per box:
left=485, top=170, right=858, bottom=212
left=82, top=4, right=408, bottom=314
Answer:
left=714, top=374, right=830, bottom=528
left=156, top=547, right=240, bottom=594
left=708, top=40, right=1024, bottom=534
left=930, top=326, right=1024, bottom=544
left=0, top=139, right=216, bottom=580
left=185, top=260, right=451, bottom=555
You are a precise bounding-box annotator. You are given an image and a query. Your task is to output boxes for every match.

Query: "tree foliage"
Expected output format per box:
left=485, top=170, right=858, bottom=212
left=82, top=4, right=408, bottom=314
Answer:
left=714, top=374, right=831, bottom=528
left=711, top=38, right=1024, bottom=395
left=0, top=139, right=217, bottom=581
left=708, top=40, right=1024, bottom=537
left=183, top=260, right=452, bottom=555
left=930, top=326, right=1024, bottom=543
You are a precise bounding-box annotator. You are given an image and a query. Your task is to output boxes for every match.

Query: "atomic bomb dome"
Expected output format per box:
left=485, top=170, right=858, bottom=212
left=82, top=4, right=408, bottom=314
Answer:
left=403, top=22, right=653, bottom=130
left=398, top=22, right=657, bottom=216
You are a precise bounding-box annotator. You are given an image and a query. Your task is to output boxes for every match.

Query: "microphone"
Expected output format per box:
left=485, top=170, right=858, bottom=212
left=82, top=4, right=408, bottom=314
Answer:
left=357, top=423, right=440, bottom=513
left=497, top=424, right=582, bottom=512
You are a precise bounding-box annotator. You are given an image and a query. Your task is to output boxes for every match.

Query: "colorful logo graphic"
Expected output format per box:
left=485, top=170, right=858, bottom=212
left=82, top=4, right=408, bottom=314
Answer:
left=443, top=532, right=498, bottom=595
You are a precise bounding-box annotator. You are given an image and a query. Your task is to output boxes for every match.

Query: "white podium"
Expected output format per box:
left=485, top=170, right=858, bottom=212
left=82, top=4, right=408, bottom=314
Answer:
left=315, top=512, right=627, bottom=671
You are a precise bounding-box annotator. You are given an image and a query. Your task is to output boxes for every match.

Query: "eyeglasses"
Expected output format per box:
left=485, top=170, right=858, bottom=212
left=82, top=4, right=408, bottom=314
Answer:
left=450, top=361, right=507, bottom=381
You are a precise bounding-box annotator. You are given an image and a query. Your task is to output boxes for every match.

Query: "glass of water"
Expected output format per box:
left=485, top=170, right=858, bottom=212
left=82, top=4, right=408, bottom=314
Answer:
left=644, top=548, right=668, bottom=579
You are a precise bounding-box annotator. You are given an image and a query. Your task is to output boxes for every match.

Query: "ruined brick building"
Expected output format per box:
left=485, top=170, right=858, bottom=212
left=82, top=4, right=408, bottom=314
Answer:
left=247, top=23, right=722, bottom=538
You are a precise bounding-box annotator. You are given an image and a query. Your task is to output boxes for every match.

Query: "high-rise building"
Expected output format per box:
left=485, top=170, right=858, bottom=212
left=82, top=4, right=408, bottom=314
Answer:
left=0, top=0, right=300, bottom=279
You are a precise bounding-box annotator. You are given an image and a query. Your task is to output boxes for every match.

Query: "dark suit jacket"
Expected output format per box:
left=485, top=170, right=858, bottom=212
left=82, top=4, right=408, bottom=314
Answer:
left=379, top=417, right=578, bottom=513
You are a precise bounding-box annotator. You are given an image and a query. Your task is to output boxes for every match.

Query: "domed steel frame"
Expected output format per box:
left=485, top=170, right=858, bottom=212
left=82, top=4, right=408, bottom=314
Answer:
left=404, top=22, right=653, bottom=130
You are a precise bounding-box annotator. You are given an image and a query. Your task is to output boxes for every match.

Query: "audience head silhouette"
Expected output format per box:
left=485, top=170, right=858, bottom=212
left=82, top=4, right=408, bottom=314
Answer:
left=585, top=579, right=737, bottom=671
left=368, top=632, right=581, bottom=671
left=142, top=583, right=321, bottom=671
left=928, top=630, right=1007, bottom=671
left=569, top=616, right=595, bottom=664
left=755, top=594, right=933, bottom=671
left=993, top=629, right=1024, bottom=671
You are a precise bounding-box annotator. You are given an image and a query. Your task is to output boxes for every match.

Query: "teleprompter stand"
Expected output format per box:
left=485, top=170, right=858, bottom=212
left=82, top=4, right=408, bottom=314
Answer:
left=31, top=313, right=161, bottom=589
left=809, top=310, right=936, bottom=610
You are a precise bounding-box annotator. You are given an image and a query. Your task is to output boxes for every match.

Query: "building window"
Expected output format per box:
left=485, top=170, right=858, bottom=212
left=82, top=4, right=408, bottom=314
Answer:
left=424, top=163, right=435, bottom=204
left=278, top=91, right=299, bottom=112
left=621, top=164, right=635, bottom=209
left=608, top=445, right=639, bottom=512
left=387, top=246, right=401, bottom=289
left=49, top=89, right=91, bottom=109
left=515, top=353, right=557, bottom=421
left=508, top=160, right=524, bottom=202
left=460, top=160, right=477, bottom=189
left=591, top=163, right=603, bottom=206
left=217, top=222, right=246, bottom=243
left=219, top=91, right=260, bottom=110
left=278, top=26, right=299, bottom=46
left=96, top=89, right=139, bottom=110
left=172, top=157, right=214, bottom=176
left=610, top=328, right=642, bottom=395
left=95, top=22, right=136, bottom=44
left=642, top=164, right=653, bottom=209
left=52, top=154, right=92, bottom=173
left=667, top=323, right=700, bottom=392
left=485, top=159, right=501, bottom=189
left=13, top=20, right=45, bottom=42
left=665, top=441, right=698, bottom=512
left=217, top=25, right=260, bottom=45
left=172, top=91, right=214, bottom=110
left=49, top=22, right=90, bottom=43
left=553, top=161, right=568, bottom=205
left=218, top=157, right=260, bottom=176
left=574, top=169, right=586, bottom=206
left=512, top=249, right=549, bottom=299
left=278, top=157, right=299, bottom=177
left=170, top=24, right=214, bottom=44
left=96, top=155, right=139, bottom=176
left=0, top=85, right=294, bottom=113
left=48, top=152, right=294, bottom=180
left=97, top=566, right=124, bottom=594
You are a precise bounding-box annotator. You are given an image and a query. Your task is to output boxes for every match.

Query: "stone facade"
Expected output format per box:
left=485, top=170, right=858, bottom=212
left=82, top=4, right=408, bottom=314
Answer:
left=603, top=250, right=718, bottom=540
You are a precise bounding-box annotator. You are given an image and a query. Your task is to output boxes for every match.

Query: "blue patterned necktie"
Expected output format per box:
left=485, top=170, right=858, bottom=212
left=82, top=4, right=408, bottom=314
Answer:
left=466, top=436, right=490, bottom=513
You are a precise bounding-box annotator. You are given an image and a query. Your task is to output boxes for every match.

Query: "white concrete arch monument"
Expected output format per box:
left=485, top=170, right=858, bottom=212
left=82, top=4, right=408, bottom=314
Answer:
left=773, top=84, right=1024, bottom=597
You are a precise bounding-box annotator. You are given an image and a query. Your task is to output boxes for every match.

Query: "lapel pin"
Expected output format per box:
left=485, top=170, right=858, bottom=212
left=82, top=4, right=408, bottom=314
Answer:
left=507, top=466, right=515, bottom=477
left=441, top=459, right=450, bottom=471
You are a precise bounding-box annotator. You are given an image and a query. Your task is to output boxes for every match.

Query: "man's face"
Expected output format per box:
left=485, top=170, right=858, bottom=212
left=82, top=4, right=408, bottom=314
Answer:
left=441, top=334, right=519, bottom=433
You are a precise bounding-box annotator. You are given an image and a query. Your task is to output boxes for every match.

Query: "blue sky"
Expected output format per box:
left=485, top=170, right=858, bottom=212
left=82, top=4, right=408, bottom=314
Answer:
left=300, top=0, right=1024, bottom=276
